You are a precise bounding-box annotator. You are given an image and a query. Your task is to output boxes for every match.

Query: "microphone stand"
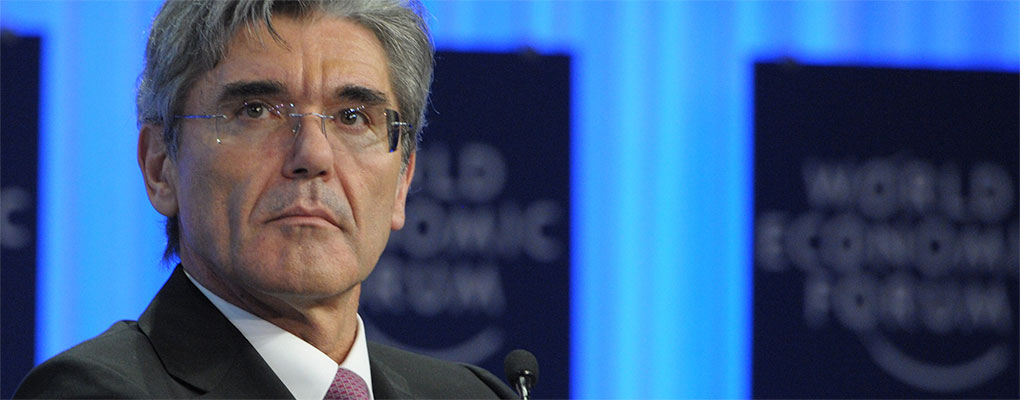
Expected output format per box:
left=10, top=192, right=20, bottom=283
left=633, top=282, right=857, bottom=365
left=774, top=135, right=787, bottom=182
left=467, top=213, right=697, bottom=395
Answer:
left=514, top=371, right=535, bottom=400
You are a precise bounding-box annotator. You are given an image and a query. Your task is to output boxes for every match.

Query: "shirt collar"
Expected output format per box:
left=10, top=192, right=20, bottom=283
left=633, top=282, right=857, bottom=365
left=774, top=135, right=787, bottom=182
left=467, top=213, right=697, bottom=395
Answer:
left=186, top=271, right=374, bottom=400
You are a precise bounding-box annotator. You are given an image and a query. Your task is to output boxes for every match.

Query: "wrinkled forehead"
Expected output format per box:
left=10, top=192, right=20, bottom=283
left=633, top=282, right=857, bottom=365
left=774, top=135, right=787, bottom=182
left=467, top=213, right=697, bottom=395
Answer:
left=187, top=14, right=396, bottom=111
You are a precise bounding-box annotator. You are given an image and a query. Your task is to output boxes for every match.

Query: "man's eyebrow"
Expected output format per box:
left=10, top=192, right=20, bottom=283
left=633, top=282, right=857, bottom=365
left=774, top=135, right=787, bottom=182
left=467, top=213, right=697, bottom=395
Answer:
left=335, top=85, right=388, bottom=105
left=216, top=80, right=287, bottom=103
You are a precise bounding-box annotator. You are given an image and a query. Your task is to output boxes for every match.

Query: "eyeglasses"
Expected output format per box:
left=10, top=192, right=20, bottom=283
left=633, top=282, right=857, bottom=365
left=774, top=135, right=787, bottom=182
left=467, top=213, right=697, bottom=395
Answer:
left=175, top=100, right=410, bottom=153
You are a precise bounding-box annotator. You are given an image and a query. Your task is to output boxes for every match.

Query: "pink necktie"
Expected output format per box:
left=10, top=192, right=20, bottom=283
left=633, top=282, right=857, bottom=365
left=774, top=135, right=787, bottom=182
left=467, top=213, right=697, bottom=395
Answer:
left=324, top=367, right=370, bottom=400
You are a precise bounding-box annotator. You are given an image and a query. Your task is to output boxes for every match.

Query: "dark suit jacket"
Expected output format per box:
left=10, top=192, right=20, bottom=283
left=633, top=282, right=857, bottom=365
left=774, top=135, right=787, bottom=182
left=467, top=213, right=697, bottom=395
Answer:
left=15, top=267, right=516, bottom=399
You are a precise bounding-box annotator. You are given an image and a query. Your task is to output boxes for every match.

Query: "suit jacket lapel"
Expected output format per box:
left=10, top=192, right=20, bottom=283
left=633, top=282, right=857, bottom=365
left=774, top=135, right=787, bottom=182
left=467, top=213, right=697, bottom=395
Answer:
left=368, top=343, right=414, bottom=399
left=138, top=266, right=294, bottom=399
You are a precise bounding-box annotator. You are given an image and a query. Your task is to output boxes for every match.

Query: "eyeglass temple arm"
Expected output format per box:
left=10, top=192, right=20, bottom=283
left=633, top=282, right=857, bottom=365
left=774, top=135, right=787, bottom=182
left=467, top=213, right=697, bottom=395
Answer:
left=175, top=114, right=226, bottom=119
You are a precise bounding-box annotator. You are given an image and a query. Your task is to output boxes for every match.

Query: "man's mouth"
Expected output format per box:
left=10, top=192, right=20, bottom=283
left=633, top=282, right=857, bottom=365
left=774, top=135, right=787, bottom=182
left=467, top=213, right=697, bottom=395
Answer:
left=268, top=206, right=342, bottom=229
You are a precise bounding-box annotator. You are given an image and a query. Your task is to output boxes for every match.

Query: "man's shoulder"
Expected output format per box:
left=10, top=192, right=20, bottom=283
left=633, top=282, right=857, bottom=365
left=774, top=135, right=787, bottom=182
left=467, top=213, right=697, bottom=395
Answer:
left=51, top=320, right=151, bottom=359
left=367, top=341, right=517, bottom=399
left=14, top=320, right=169, bottom=399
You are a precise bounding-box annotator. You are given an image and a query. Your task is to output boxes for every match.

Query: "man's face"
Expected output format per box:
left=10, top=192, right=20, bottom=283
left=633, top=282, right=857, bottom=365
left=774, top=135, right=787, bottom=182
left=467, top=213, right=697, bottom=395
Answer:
left=161, top=15, right=414, bottom=303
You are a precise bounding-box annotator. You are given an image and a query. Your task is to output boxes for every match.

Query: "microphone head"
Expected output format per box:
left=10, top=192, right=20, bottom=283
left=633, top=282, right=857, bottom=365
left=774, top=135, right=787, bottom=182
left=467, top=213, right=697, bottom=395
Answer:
left=504, top=349, right=539, bottom=387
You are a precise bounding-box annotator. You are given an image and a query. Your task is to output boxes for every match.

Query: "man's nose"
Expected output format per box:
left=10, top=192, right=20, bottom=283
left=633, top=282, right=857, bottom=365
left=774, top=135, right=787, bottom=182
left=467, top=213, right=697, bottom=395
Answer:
left=282, top=113, right=335, bottom=179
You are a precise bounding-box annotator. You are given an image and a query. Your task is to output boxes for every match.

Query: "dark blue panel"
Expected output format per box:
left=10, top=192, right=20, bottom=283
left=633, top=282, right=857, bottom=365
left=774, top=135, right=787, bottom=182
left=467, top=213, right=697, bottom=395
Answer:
left=1, top=30, right=39, bottom=398
left=753, top=63, right=1019, bottom=398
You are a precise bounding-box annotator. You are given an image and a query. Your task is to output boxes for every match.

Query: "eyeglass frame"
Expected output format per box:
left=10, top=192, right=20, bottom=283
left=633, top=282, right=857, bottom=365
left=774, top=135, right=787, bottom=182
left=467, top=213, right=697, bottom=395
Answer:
left=174, top=103, right=411, bottom=153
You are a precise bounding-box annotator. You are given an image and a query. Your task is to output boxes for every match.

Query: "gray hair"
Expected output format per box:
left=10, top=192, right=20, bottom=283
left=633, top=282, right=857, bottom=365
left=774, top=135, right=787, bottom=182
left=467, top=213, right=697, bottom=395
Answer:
left=137, top=0, right=435, bottom=263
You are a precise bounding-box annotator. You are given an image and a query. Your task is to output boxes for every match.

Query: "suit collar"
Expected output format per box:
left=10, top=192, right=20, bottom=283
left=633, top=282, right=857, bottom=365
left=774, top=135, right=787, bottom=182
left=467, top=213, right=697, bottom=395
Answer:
left=138, top=265, right=293, bottom=398
left=367, top=343, right=413, bottom=400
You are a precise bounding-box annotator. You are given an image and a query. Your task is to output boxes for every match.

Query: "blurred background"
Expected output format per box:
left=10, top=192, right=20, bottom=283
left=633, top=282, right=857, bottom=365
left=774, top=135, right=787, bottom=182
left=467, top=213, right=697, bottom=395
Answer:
left=2, top=1, right=1018, bottom=398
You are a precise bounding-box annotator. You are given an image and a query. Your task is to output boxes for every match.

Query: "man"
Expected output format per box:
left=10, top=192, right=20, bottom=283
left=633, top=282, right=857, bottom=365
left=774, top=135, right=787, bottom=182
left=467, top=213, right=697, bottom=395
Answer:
left=15, top=1, right=516, bottom=398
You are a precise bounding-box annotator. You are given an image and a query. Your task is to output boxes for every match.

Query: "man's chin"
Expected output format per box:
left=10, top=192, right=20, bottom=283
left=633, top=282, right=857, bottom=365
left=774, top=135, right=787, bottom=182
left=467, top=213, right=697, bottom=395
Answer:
left=237, top=259, right=365, bottom=297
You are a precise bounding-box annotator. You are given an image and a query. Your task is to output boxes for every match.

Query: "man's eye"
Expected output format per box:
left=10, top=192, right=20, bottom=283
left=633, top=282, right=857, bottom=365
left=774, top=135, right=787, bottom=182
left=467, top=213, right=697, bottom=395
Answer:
left=340, top=108, right=369, bottom=126
left=238, top=101, right=272, bottom=119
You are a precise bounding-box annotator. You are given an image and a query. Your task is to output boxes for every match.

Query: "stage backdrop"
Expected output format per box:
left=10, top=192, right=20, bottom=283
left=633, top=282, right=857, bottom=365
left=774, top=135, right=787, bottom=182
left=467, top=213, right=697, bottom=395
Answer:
left=753, top=63, right=1019, bottom=398
left=361, top=50, right=571, bottom=399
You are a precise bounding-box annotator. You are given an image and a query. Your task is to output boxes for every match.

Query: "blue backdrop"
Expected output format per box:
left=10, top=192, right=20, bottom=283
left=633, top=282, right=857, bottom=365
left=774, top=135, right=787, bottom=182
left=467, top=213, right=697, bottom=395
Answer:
left=2, top=1, right=1018, bottom=398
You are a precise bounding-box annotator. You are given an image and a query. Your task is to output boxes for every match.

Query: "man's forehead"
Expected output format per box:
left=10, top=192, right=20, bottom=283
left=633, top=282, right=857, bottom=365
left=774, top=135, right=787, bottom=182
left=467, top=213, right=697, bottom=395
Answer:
left=195, top=15, right=393, bottom=104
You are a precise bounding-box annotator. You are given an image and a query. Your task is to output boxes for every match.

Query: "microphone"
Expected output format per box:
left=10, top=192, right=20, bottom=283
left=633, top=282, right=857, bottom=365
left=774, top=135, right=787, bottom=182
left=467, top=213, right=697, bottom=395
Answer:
left=503, top=349, right=539, bottom=400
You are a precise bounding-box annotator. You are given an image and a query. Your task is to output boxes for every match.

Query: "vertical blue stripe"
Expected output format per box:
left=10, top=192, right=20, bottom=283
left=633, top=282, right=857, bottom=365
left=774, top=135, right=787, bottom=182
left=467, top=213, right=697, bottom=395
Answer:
left=966, top=0, right=1020, bottom=69
left=686, top=2, right=737, bottom=395
left=582, top=3, right=632, bottom=396
left=570, top=1, right=609, bottom=397
left=526, top=0, right=554, bottom=45
left=797, top=1, right=839, bottom=55
left=718, top=3, right=753, bottom=397
left=927, top=0, right=968, bottom=63
left=650, top=1, right=690, bottom=396
left=36, top=0, right=78, bottom=361
left=565, top=0, right=596, bottom=396
left=611, top=2, right=646, bottom=397
left=25, top=0, right=168, bottom=362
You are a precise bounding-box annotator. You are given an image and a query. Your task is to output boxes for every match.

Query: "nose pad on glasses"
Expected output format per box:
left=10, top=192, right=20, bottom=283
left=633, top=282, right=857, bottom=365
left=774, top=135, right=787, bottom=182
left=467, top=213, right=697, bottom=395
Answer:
left=289, top=113, right=330, bottom=138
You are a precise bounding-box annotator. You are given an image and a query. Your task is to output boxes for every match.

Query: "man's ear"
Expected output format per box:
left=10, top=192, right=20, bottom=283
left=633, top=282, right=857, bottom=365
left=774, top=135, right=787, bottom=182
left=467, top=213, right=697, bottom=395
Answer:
left=138, top=124, right=179, bottom=218
left=391, top=152, right=416, bottom=230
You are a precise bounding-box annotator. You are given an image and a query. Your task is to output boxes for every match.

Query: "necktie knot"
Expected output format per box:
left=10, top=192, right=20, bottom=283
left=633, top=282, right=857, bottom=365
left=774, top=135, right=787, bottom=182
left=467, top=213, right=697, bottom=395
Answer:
left=324, top=367, right=370, bottom=400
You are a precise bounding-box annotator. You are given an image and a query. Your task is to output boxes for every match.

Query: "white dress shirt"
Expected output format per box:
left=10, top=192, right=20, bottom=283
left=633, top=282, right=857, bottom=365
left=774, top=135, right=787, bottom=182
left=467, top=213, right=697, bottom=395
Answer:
left=186, top=273, right=374, bottom=400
